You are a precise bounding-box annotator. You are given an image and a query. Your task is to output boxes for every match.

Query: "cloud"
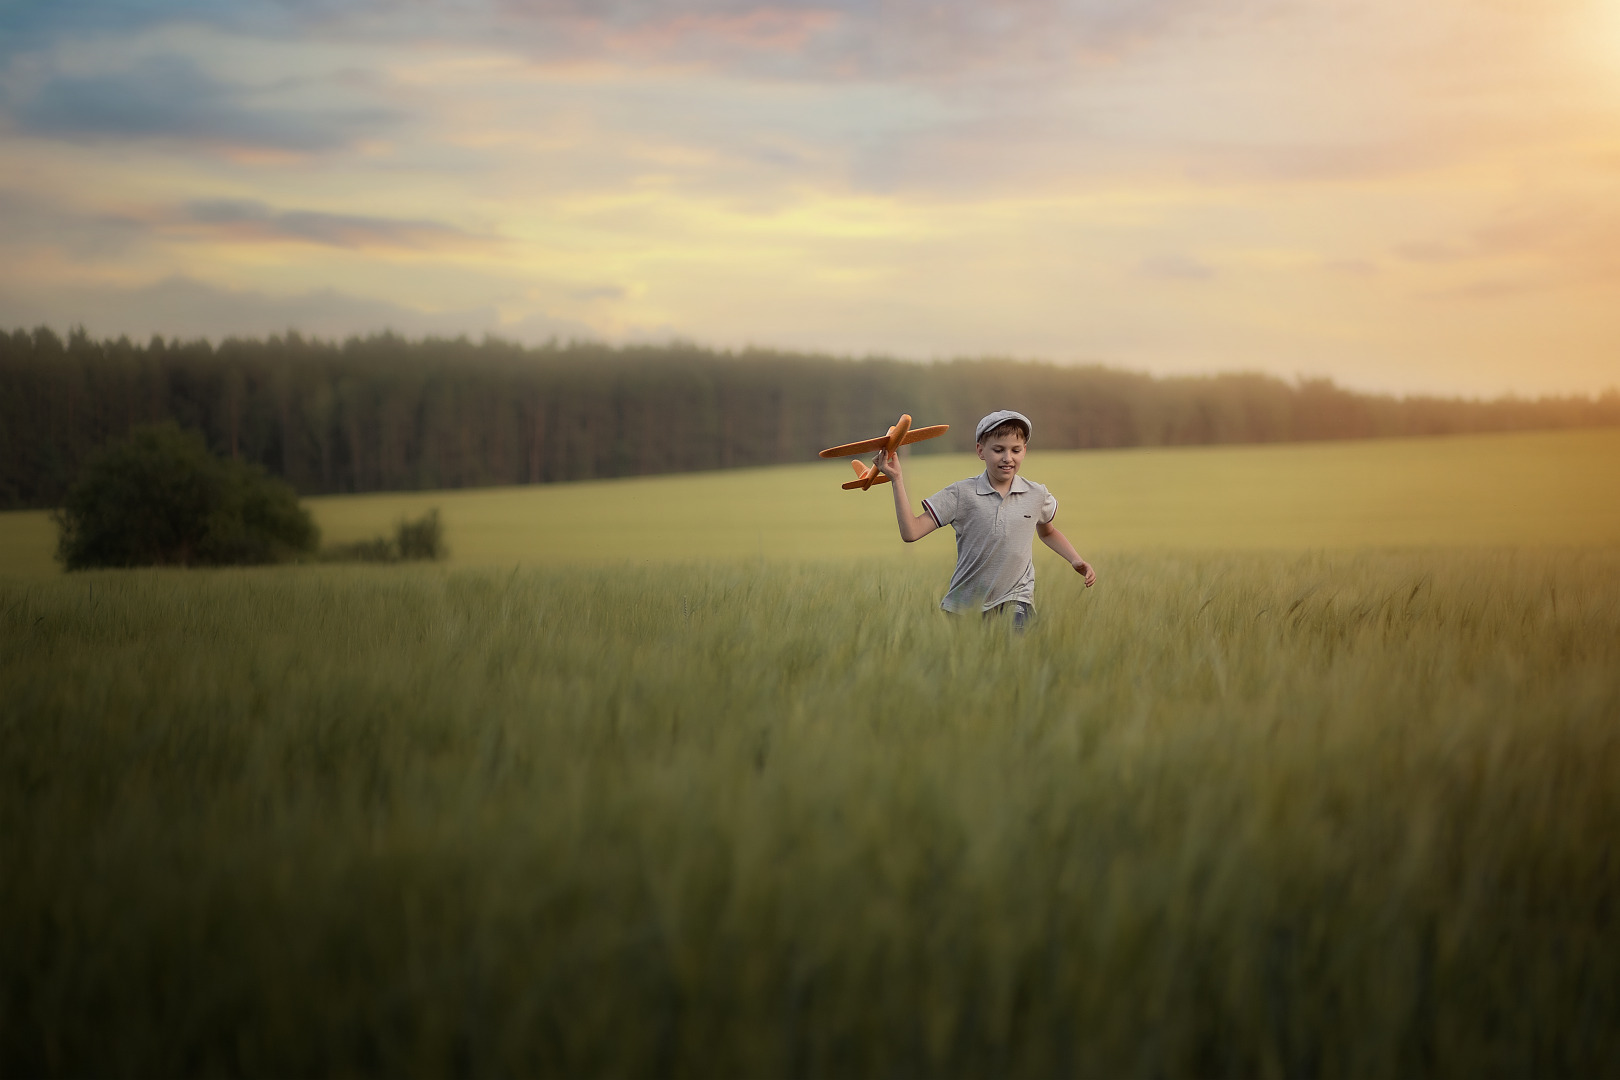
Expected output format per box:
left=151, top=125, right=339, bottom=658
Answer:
left=470, top=0, right=1214, bottom=83
left=0, top=190, right=149, bottom=256
left=1, top=0, right=1211, bottom=83
left=0, top=0, right=337, bottom=61
left=0, top=276, right=594, bottom=345
left=1399, top=198, right=1620, bottom=276
left=1396, top=240, right=1471, bottom=264
left=178, top=199, right=489, bottom=251
left=3, top=53, right=399, bottom=152
left=571, top=284, right=629, bottom=301
left=1397, top=197, right=1620, bottom=294
left=0, top=189, right=487, bottom=259
left=61, top=0, right=1205, bottom=86
left=1140, top=253, right=1215, bottom=281
left=1320, top=258, right=1380, bottom=277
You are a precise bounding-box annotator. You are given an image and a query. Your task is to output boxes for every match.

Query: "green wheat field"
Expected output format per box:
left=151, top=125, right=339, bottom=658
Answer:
left=4, top=428, right=1620, bottom=1075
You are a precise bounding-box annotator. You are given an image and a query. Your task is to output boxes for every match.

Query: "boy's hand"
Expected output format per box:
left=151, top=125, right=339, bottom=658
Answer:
left=874, top=449, right=902, bottom=481
left=1073, top=559, right=1096, bottom=587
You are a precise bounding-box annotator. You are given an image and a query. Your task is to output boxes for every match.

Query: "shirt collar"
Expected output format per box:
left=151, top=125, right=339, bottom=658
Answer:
left=975, top=471, right=1031, bottom=495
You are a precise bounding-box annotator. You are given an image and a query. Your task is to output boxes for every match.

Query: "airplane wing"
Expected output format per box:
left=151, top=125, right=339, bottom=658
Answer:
left=899, top=424, right=949, bottom=445
left=819, top=423, right=949, bottom=458
left=819, top=434, right=892, bottom=458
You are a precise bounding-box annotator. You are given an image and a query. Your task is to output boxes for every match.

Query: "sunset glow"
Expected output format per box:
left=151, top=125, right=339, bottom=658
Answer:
left=2, top=0, right=1618, bottom=394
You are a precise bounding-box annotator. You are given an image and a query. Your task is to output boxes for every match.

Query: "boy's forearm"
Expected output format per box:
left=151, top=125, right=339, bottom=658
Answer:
left=1045, top=526, right=1097, bottom=586
left=890, top=474, right=930, bottom=542
left=891, top=474, right=916, bottom=539
left=1040, top=526, right=1084, bottom=564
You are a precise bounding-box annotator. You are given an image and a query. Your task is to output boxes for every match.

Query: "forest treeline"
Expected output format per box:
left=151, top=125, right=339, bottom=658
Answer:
left=4, top=326, right=1618, bottom=510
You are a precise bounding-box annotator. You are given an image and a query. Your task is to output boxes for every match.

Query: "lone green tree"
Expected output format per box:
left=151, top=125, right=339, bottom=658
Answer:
left=54, top=422, right=318, bottom=569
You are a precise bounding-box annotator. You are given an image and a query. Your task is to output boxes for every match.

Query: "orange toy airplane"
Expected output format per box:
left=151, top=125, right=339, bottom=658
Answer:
left=819, top=413, right=950, bottom=490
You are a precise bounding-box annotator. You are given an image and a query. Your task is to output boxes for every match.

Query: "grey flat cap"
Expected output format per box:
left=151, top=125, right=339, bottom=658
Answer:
left=974, top=410, right=1032, bottom=443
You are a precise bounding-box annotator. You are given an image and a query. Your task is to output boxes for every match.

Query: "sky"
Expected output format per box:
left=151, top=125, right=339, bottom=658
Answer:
left=2, top=0, right=1618, bottom=396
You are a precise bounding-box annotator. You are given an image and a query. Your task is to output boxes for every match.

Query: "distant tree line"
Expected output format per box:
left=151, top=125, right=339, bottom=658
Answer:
left=4, top=325, right=1617, bottom=510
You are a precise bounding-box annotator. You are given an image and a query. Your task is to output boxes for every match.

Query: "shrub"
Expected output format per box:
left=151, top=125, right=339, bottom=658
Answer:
left=319, top=510, right=445, bottom=563
left=395, top=508, right=444, bottom=561
left=54, top=423, right=318, bottom=569
left=320, top=537, right=400, bottom=563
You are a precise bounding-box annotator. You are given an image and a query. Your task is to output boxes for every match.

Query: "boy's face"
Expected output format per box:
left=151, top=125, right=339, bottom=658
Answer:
left=977, top=430, right=1027, bottom=482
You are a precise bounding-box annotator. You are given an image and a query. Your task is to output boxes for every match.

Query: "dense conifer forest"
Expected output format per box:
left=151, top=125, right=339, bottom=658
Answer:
left=3, top=325, right=1616, bottom=510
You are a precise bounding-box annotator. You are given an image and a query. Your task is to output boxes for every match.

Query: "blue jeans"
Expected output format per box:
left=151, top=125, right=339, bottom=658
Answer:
left=946, top=600, right=1033, bottom=631
left=989, top=600, right=1034, bottom=632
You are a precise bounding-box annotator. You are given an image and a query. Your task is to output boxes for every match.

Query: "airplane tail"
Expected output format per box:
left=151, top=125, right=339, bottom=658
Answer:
left=843, top=458, right=890, bottom=489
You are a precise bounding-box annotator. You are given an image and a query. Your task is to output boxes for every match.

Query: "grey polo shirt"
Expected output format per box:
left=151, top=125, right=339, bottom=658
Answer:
left=922, top=472, right=1059, bottom=613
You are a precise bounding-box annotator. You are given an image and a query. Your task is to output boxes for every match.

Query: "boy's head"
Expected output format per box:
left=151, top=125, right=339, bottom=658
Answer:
left=974, top=410, right=1031, bottom=447
left=974, top=410, right=1030, bottom=480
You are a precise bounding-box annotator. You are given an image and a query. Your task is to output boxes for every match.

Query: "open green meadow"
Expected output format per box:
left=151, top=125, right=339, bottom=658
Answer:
left=4, top=428, right=1620, bottom=1075
left=4, top=427, right=1619, bottom=575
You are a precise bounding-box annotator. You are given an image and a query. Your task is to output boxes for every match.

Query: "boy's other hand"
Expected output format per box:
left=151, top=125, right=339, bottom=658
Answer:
left=874, top=450, right=902, bottom=481
left=1073, top=559, right=1096, bottom=587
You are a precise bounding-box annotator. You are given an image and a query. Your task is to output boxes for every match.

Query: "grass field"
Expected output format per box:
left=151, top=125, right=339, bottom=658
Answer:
left=4, top=429, right=1620, bottom=1075
left=4, top=428, right=1619, bottom=575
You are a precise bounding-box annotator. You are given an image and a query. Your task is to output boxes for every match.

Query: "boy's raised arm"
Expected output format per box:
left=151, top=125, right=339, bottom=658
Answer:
left=876, top=450, right=938, bottom=543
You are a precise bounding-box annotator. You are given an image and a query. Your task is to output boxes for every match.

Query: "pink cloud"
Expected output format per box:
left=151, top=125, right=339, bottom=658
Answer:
left=601, top=7, right=841, bottom=54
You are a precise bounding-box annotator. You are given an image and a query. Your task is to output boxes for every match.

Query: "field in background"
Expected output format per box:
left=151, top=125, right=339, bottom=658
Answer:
left=4, top=551, right=1618, bottom=1074
left=3, top=427, right=1618, bottom=576
left=5, top=427, right=1619, bottom=1073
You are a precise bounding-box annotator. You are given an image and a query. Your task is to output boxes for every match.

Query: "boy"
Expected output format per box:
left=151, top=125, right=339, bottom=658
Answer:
left=875, top=410, right=1095, bottom=628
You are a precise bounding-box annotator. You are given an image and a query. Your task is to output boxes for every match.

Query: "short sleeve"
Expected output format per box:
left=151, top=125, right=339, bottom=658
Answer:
left=1039, top=491, right=1058, bottom=525
left=922, top=484, right=959, bottom=527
